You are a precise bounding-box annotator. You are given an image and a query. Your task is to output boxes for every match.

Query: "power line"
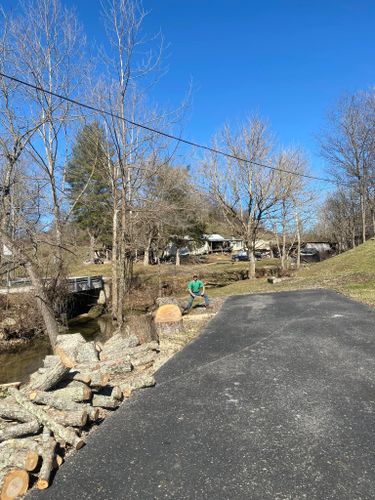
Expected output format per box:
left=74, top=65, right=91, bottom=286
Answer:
left=0, top=71, right=334, bottom=184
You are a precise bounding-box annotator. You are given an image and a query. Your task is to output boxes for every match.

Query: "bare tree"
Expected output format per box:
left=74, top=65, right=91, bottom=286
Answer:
left=205, top=116, right=279, bottom=278
left=0, top=0, right=88, bottom=347
left=12, top=0, right=87, bottom=280
left=271, top=148, right=311, bottom=270
left=98, top=0, right=164, bottom=325
left=319, top=189, right=359, bottom=251
left=138, top=162, right=204, bottom=266
left=0, top=9, right=63, bottom=347
left=320, top=91, right=375, bottom=243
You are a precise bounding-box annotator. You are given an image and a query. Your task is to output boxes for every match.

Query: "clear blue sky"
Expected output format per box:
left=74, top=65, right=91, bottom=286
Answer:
left=76, top=0, right=375, bottom=180
left=5, top=0, right=375, bottom=182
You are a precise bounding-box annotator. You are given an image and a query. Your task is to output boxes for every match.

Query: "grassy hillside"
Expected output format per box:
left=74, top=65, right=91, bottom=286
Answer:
left=67, top=240, right=375, bottom=309
left=210, top=239, right=375, bottom=308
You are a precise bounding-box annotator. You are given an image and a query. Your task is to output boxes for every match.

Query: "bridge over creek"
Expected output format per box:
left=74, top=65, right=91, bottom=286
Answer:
left=0, top=275, right=104, bottom=295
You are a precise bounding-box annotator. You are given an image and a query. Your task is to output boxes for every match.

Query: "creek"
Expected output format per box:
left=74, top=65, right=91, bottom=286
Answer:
left=0, top=314, right=114, bottom=385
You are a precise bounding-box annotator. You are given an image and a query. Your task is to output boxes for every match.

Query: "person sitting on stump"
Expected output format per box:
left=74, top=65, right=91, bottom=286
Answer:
left=184, top=274, right=209, bottom=312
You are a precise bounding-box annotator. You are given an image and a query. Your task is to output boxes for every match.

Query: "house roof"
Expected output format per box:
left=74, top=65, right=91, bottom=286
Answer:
left=204, top=233, right=226, bottom=242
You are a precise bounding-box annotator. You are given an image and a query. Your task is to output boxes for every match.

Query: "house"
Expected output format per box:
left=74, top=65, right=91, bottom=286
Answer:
left=164, top=232, right=276, bottom=259
left=303, top=241, right=335, bottom=253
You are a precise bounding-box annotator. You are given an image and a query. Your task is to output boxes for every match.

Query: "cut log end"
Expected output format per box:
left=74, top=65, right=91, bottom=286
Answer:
left=0, top=469, right=29, bottom=500
left=87, top=407, right=99, bottom=422
left=36, top=478, right=49, bottom=490
left=75, top=439, right=85, bottom=451
left=53, top=455, right=63, bottom=468
left=25, top=451, right=39, bottom=472
left=54, top=347, right=75, bottom=368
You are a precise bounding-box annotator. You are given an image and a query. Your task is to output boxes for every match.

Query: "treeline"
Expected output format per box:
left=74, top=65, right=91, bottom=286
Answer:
left=317, top=91, right=375, bottom=250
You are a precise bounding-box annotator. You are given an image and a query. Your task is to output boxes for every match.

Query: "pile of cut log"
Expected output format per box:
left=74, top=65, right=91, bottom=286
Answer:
left=0, top=332, right=159, bottom=499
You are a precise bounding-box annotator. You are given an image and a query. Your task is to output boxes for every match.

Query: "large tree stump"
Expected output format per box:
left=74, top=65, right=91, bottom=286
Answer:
left=8, top=389, right=84, bottom=450
left=0, top=467, right=29, bottom=500
left=154, top=304, right=183, bottom=349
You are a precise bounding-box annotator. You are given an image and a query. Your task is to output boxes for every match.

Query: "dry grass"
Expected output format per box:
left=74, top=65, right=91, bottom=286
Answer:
left=67, top=240, right=375, bottom=310
left=208, top=240, right=375, bottom=308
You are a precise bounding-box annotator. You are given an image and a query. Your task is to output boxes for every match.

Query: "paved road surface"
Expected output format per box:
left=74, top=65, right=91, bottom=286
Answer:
left=30, top=289, right=375, bottom=499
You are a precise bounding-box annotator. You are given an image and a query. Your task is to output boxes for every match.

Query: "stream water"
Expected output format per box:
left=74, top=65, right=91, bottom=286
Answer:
left=0, top=315, right=114, bottom=384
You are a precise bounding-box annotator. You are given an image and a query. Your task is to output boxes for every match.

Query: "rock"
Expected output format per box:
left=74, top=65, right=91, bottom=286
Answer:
left=87, top=304, right=104, bottom=319
left=97, top=290, right=106, bottom=305
left=1, top=318, right=17, bottom=328
left=268, top=276, right=282, bottom=284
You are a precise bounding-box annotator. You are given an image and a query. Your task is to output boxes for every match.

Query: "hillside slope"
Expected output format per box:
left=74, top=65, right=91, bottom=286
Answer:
left=211, top=239, right=375, bottom=308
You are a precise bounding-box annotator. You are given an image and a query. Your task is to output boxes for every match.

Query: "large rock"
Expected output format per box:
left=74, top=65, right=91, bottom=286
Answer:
left=97, top=290, right=106, bottom=305
left=87, top=304, right=104, bottom=319
left=1, top=318, right=17, bottom=328
left=268, top=276, right=282, bottom=284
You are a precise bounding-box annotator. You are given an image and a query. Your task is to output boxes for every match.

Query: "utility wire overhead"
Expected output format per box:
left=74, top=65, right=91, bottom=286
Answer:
left=0, top=71, right=334, bottom=184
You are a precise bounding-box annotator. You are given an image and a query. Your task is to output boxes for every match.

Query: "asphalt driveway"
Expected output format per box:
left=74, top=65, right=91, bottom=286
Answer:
left=30, top=289, right=375, bottom=499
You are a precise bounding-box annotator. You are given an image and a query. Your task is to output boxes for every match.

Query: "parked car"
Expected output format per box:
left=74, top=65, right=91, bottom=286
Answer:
left=231, top=250, right=249, bottom=262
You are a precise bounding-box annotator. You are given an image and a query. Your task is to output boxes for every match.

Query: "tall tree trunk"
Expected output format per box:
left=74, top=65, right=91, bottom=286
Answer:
left=175, top=249, right=180, bottom=267
left=88, top=231, right=96, bottom=264
left=295, top=214, right=301, bottom=270
left=116, top=186, right=127, bottom=327
left=111, top=199, right=119, bottom=322
left=360, top=190, right=366, bottom=243
left=248, top=244, right=256, bottom=280
left=143, top=235, right=152, bottom=266
left=281, top=231, right=286, bottom=271
left=0, top=232, right=59, bottom=348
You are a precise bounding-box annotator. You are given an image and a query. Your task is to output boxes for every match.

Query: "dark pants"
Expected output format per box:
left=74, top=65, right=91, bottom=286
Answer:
left=186, top=292, right=209, bottom=310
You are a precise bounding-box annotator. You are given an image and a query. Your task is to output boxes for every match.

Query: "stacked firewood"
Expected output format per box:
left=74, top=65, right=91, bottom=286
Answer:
left=0, top=332, right=159, bottom=499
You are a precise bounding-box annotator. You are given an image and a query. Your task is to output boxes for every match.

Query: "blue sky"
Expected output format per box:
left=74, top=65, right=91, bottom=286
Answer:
left=76, top=1, right=375, bottom=180
left=4, top=0, right=375, bottom=185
